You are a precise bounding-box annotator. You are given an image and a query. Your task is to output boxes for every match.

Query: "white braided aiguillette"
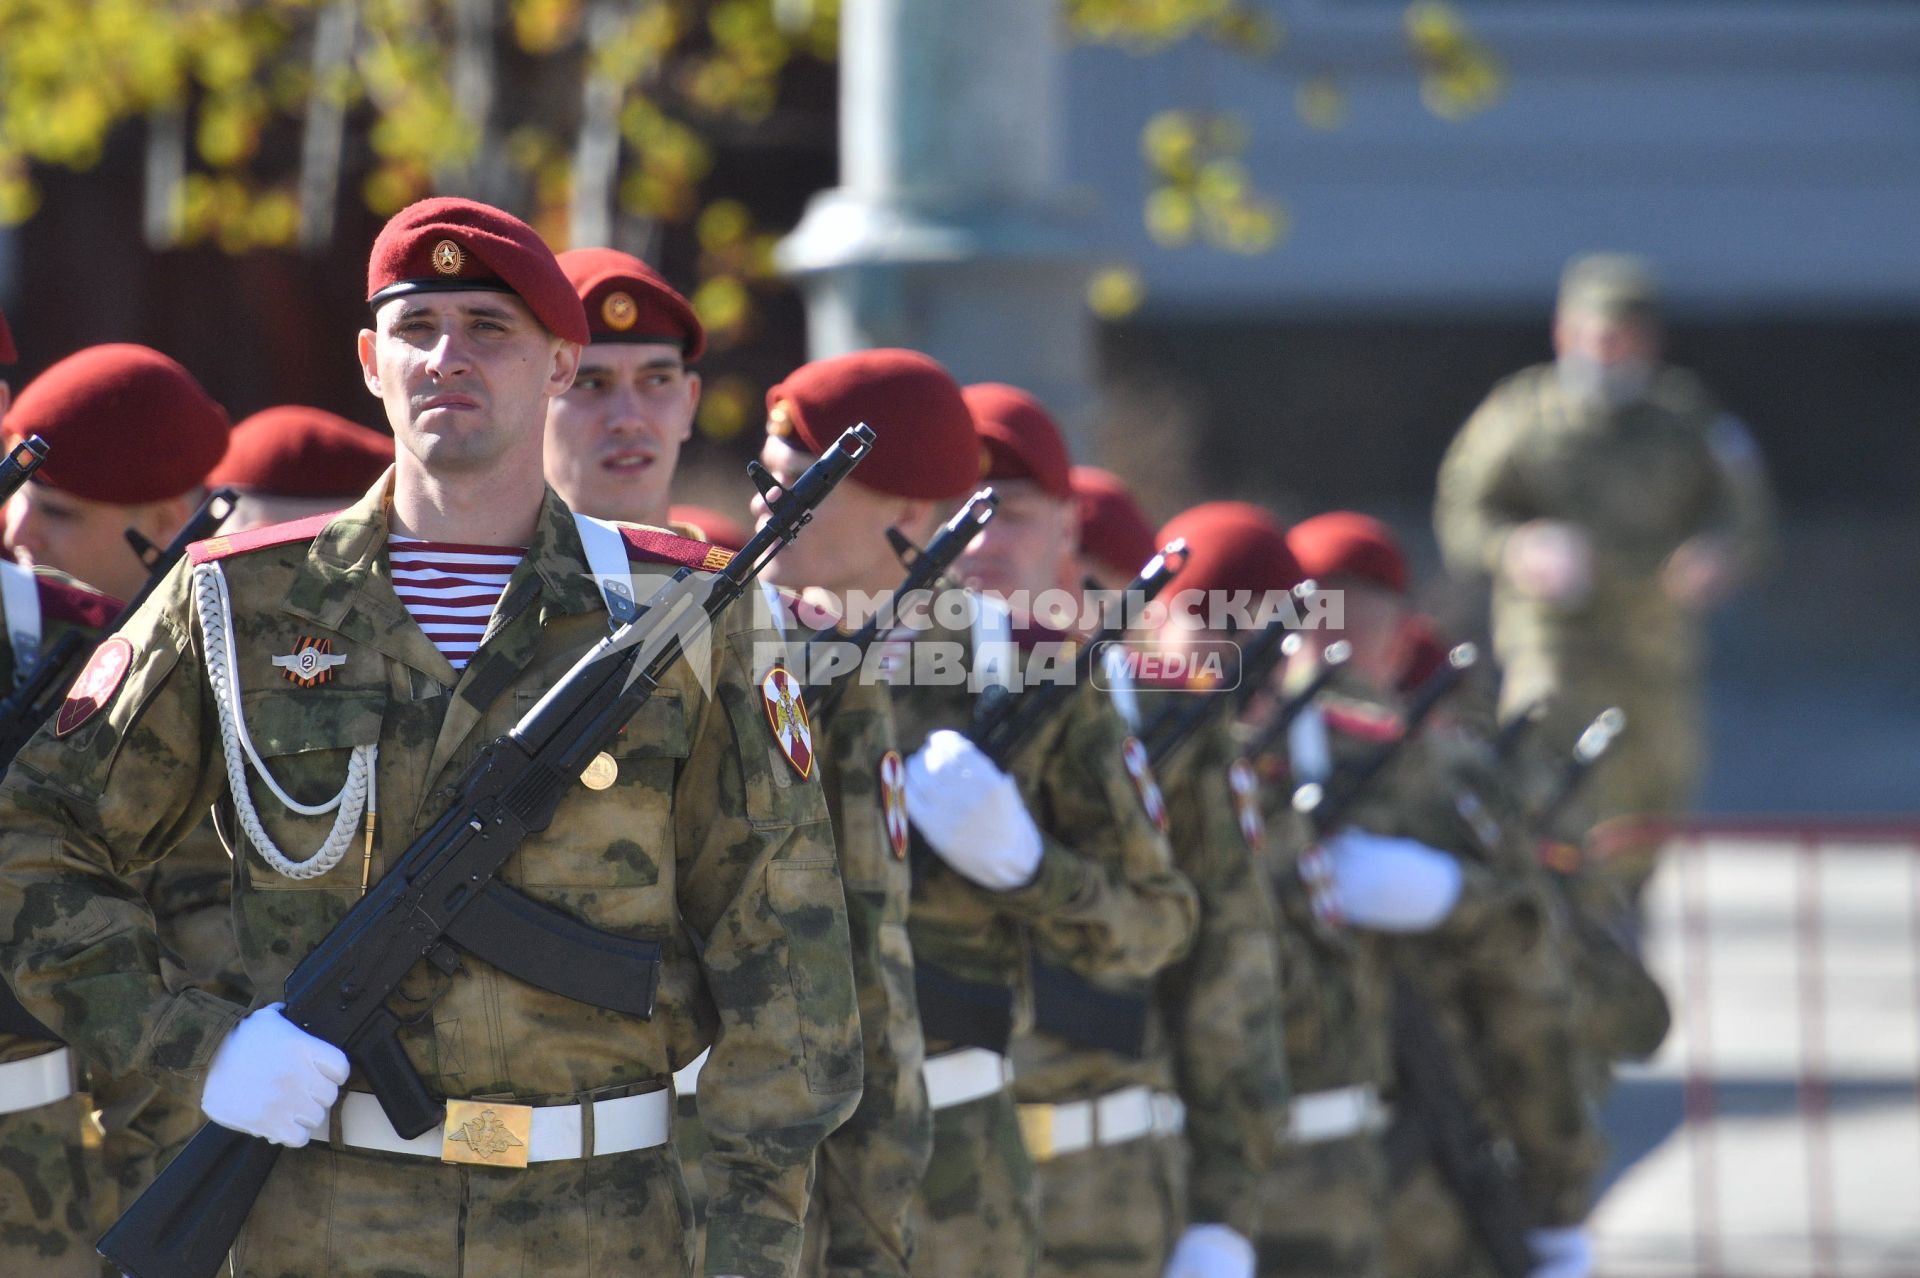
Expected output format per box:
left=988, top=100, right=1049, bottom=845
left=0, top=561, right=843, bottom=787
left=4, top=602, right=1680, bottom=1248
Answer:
left=193, top=562, right=373, bottom=881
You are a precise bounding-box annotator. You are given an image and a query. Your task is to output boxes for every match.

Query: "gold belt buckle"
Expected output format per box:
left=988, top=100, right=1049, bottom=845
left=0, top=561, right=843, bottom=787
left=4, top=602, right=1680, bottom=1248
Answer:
left=1016, top=1103, right=1055, bottom=1163
left=441, top=1099, right=534, bottom=1169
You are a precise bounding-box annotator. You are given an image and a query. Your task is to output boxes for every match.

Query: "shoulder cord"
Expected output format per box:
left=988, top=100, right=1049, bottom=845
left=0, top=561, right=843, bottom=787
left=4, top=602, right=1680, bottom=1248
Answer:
left=192, top=561, right=375, bottom=881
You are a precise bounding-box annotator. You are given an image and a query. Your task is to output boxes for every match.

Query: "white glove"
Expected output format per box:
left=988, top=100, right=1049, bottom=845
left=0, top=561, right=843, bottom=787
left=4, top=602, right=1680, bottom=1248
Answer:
left=904, top=729, right=1043, bottom=889
left=1527, top=1226, right=1594, bottom=1278
left=1162, top=1223, right=1255, bottom=1278
left=1324, top=827, right=1463, bottom=932
left=200, top=1003, right=350, bottom=1148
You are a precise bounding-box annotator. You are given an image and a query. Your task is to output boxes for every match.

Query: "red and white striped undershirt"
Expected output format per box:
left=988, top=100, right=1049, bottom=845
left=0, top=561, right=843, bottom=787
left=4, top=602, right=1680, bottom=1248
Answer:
left=388, top=537, right=525, bottom=670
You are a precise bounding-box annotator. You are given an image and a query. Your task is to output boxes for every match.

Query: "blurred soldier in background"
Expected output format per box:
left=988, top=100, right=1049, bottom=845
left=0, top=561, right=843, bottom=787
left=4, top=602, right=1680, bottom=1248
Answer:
left=209, top=405, right=394, bottom=534
left=0, top=341, right=249, bottom=1261
left=1434, top=252, right=1774, bottom=903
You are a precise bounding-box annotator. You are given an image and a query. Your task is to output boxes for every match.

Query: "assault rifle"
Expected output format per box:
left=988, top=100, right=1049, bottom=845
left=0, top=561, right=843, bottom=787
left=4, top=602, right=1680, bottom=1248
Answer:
left=1236, top=638, right=1352, bottom=768
left=1290, top=644, right=1535, bottom=1278
left=0, top=435, right=48, bottom=505
left=100, top=428, right=873, bottom=1278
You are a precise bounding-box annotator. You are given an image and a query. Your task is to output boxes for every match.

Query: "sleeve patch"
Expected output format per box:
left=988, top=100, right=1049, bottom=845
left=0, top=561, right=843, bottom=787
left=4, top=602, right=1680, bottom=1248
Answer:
left=54, top=637, right=134, bottom=737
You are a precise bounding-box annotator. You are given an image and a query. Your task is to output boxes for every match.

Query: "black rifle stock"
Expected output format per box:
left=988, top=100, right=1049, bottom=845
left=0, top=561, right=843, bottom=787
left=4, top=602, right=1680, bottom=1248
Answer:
left=1288, top=643, right=1534, bottom=1278
left=802, top=488, right=997, bottom=719
left=98, top=427, right=873, bottom=1278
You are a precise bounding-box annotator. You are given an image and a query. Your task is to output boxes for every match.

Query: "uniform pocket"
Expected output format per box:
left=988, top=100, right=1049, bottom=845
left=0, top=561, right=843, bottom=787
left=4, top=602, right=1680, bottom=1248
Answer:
left=514, top=689, right=688, bottom=889
left=231, top=686, right=385, bottom=893
left=768, top=858, right=860, bottom=1095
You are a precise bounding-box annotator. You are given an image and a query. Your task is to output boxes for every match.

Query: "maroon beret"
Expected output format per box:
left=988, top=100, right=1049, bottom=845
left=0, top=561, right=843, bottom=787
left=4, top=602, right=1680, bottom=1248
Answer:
left=1286, top=511, right=1408, bottom=594
left=1070, top=466, right=1156, bottom=580
left=0, top=304, right=16, bottom=365
left=965, top=383, right=1072, bottom=501
left=366, top=197, right=588, bottom=346
left=557, top=248, right=704, bottom=359
left=6, top=344, right=228, bottom=504
left=669, top=503, right=750, bottom=551
left=766, top=349, right=980, bottom=501
left=1159, top=501, right=1305, bottom=599
left=210, top=406, right=395, bottom=497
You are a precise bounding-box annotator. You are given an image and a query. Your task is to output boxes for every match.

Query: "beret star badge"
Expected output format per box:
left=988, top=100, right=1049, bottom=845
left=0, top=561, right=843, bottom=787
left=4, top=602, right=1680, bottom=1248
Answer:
left=273, top=637, right=347, bottom=687
left=602, top=291, right=638, bottom=331
left=431, top=239, right=466, bottom=275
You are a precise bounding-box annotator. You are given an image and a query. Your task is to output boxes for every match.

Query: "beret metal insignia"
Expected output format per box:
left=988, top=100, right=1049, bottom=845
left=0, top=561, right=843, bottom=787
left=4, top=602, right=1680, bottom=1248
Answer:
left=602, top=291, right=638, bottom=331
left=273, top=637, right=347, bottom=688
left=431, top=239, right=466, bottom=275
left=768, top=400, right=795, bottom=439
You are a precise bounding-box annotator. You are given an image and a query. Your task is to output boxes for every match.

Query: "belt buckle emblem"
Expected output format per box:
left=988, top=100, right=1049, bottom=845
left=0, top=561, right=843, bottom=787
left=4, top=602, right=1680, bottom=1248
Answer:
left=1016, top=1103, right=1055, bottom=1163
left=442, top=1100, right=533, bottom=1168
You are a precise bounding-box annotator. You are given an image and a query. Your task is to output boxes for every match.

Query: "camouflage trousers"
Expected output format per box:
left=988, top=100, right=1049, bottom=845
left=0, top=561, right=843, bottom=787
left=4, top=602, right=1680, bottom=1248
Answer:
left=1383, top=1160, right=1498, bottom=1278
left=0, top=1089, right=98, bottom=1278
left=908, top=1088, right=1038, bottom=1278
left=229, top=1139, right=693, bottom=1277
left=1251, top=1132, right=1386, bottom=1278
left=1034, top=1133, right=1184, bottom=1278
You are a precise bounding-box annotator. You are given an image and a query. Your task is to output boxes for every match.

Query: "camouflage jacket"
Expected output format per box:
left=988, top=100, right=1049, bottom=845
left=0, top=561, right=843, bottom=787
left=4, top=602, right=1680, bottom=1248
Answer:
left=1435, top=362, right=1774, bottom=674
left=889, top=613, right=1197, bottom=1058
left=1144, top=693, right=1289, bottom=1237
left=0, top=481, right=860, bottom=1278
left=774, top=596, right=931, bottom=1278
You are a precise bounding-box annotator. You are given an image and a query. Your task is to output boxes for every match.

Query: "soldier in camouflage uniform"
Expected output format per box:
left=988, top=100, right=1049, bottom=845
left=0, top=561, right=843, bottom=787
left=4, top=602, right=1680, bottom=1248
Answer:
left=954, top=386, right=1205, bottom=1278
left=0, top=198, right=860, bottom=1278
left=0, top=311, right=122, bottom=1273
left=549, top=250, right=931, bottom=1277
left=0, top=340, right=256, bottom=1265
left=1281, top=513, right=1601, bottom=1278
left=1435, top=253, right=1774, bottom=902
left=756, top=353, right=1198, bottom=1278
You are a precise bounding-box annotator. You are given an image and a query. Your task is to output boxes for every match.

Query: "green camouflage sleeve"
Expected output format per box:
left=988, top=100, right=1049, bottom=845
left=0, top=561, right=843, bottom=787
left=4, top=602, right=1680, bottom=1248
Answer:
left=996, top=683, right=1198, bottom=982
left=811, top=672, right=931, bottom=1277
left=1158, top=715, right=1289, bottom=1237
left=1434, top=379, right=1535, bottom=580
left=678, top=606, right=864, bottom=1278
left=1700, top=411, right=1777, bottom=580
left=0, top=561, right=247, bottom=1083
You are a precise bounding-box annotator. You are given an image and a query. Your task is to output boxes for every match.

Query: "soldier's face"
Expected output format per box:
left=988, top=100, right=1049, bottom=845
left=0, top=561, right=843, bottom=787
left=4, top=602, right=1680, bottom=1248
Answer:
left=544, top=342, right=699, bottom=526
left=360, top=292, right=580, bottom=478
left=1292, top=579, right=1411, bottom=693
left=3, top=482, right=168, bottom=600
left=752, top=431, right=935, bottom=598
left=956, top=480, right=1076, bottom=610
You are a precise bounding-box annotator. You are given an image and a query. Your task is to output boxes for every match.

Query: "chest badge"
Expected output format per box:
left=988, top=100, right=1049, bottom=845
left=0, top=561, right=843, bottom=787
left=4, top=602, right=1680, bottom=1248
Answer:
left=581, top=751, right=618, bottom=791
left=761, top=664, right=814, bottom=780
left=273, top=637, right=347, bottom=687
left=1120, top=736, right=1170, bottom=834
left=878, top=750, right=910, bottom=859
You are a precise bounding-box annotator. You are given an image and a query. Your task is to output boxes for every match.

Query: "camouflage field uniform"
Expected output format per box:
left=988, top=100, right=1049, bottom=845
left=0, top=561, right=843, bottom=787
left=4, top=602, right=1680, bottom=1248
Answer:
left=0, top=482, right=861, bottom=1278
left=0, top=568, right=119, bottom=1277
left=896, top=617, right=1198, bottom=1278
left=1375, top=708, right=1602, bottom=1278
left=677, top=605, right=932, bottom=1278
left=1018, top=691, right=1286, bottom=1278
left=1435, top=363, right=1773, bottom=897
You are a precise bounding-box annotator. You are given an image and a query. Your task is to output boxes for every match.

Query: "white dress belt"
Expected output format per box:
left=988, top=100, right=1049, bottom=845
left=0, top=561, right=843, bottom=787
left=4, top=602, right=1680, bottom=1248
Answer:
left=1287, top=1084, right=1391, bottom=1144
left=0, top=1047, right=72, bottom=1115
left=1020, top=1083, right=1184, bottom=1161
left=338, top=1088, right=671, bottom=1162
left=922, top=1047, right=1013, bottom=1111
